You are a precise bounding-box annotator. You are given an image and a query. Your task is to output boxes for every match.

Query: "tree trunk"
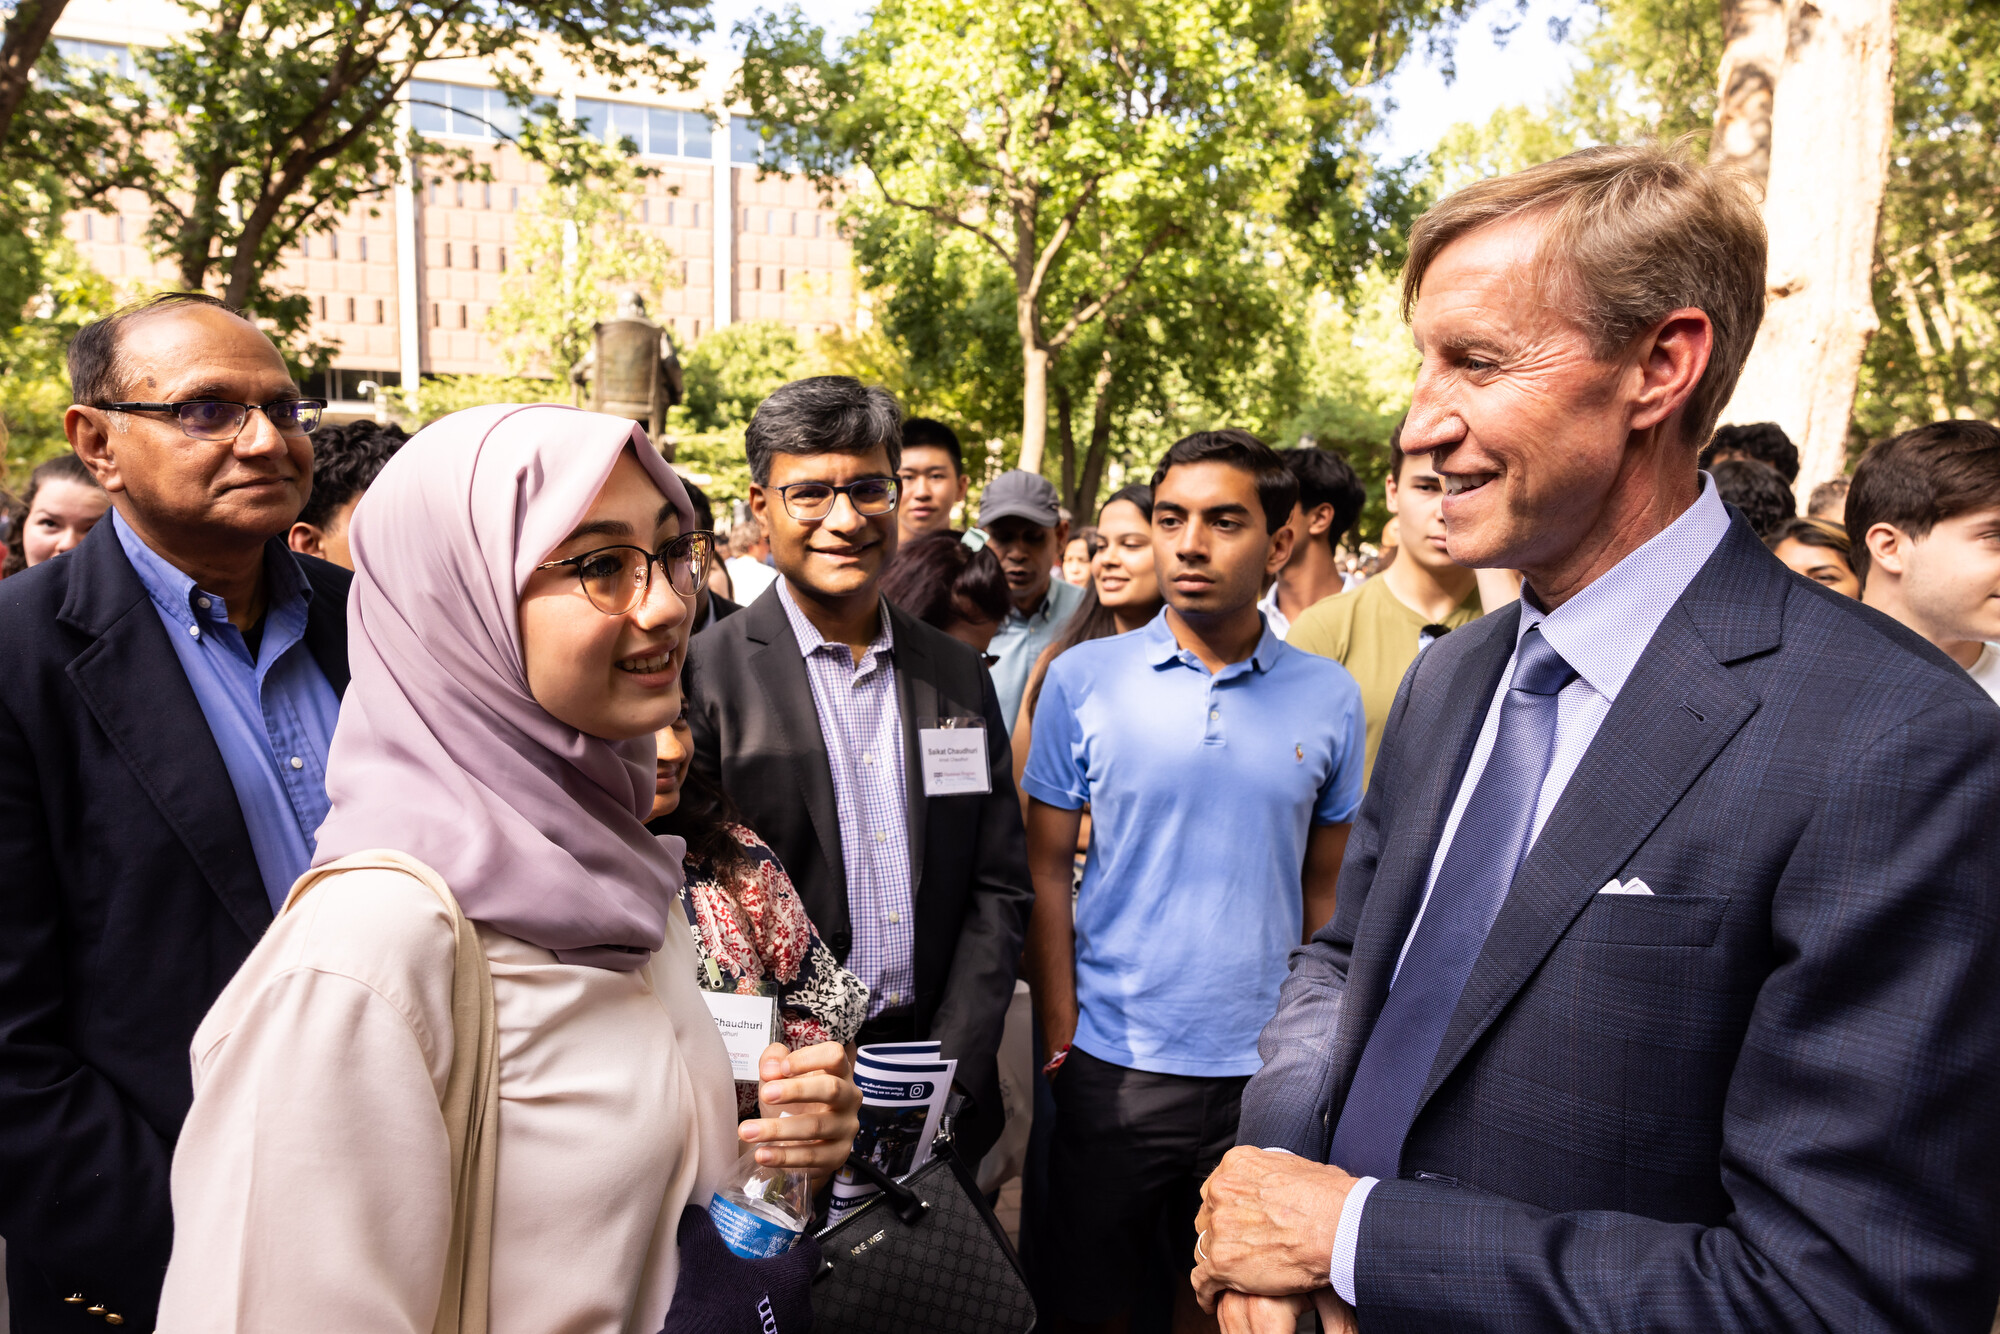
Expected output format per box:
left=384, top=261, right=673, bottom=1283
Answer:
left=1055, top=380, right=1078, bottom=504
left=1717, top=0, right=1897, bottom=499
left=1075, top=340, right=1117, bottom=519
left=1019, top=340, right=1050, bottom=476
left=0, top=0, right=68, bottom=149
left=1709, top=0, right=1787, bottom=193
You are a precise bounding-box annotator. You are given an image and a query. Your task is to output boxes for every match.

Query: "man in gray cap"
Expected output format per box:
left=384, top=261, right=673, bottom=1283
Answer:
left=981, top=469, right=1086, bottom=726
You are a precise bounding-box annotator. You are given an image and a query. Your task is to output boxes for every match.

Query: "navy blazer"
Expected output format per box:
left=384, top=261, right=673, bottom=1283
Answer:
left=0, top=520, right=350, bottom=1332
left=1237, top=515, right=2000, bottom=1332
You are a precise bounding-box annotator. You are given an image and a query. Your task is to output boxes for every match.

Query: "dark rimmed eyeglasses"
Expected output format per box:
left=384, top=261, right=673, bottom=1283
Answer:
left=98, top=398, right=327, bottom=439
left=535, top=531, right=717, bottom=616
left=771, top=476, right=900, bottom=521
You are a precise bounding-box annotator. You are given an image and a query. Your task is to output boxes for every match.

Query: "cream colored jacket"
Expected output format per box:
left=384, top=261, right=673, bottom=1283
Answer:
left=157, top=863, right=740, bottom=1333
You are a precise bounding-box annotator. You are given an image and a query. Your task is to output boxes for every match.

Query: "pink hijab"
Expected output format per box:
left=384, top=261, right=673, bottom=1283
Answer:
left=313, top=404, right=695, bottom=970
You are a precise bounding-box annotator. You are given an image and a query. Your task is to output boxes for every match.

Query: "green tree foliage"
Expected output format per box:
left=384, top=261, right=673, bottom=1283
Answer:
left=0, top=235, right=116, bottom=474
left=1854, top=0, right=2000, bottom=440
left=736, top=0, right=1459, bottom=480
left=72, top=0, right=705, bottom=353
left=675, top=320, right=812, bottom=431
left=483, top=122, right=680, bottom=386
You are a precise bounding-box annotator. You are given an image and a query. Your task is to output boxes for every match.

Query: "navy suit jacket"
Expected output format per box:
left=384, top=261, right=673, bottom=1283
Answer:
left=0, top=520, right=350, bottom=1331
left=1237, top=515, right=2000, bottom=1332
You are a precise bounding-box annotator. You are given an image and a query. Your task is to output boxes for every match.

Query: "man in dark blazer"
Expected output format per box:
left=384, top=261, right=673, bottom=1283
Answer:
left=689, top=377, right=1032, bottom=1164
left=0, top=293, right=350, bottom=1331
left=1193, top=146, right=2000, bottom=1332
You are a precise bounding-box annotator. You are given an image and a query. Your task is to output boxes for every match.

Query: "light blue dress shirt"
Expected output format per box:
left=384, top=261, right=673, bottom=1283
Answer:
left=115, top=512, right=341, bottom=913
left=1328, top=475, right=1732, bottom=1303
left=1022, top=608, right=1366, bottom=1077
left=987, top=575, right=1087, bottom=728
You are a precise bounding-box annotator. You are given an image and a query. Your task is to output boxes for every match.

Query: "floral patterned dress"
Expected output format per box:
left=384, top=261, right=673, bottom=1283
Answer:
left=677, top=824, right=870, bottom=1114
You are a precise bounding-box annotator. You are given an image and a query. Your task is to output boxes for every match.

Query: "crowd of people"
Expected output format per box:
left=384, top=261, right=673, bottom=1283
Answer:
left=1, top=140, right=1999, bottom=1334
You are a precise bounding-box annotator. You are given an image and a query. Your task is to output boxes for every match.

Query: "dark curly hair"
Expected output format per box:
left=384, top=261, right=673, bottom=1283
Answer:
left=298, top=421, right=408, bottom=531
left=1711, top=457, right=1795, bottom=539
left=877, top=531, right=1011, bottom=631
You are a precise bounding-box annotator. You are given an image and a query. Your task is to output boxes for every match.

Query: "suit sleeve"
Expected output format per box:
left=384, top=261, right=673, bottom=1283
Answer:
left=926, top=667, right=1033, bottom=1162
left=0, top=690, right=179, bottom=1321
left=1236, top=645, right=1418, bottom=1158
left=1351, top=696, right=2000, bottom=1334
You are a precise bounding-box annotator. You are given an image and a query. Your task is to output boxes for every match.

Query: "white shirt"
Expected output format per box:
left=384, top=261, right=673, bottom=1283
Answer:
left=725, top=555, right=780, bottom=605
left=1257, top=583, right=1292, bottom=641
left=1329, top=476, right=1732, bottom=1303
left=1967, top=643, right=2000, bottom=706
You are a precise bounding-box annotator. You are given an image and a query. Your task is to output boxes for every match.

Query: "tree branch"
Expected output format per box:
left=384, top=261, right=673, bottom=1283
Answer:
left=1046, top=223, right=1177, bottom=349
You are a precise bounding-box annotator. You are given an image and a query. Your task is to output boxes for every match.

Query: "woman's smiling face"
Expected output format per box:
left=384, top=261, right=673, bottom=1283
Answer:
left=518, top=449, right=691, bottom=741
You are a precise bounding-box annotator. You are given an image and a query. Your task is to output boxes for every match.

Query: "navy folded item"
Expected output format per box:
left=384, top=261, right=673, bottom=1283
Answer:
left=659, top=1205, right=821, bottom=1334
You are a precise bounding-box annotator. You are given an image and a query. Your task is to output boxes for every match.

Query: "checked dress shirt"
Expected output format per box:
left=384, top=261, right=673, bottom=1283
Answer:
left=777, top=582, right=914, bottom=1018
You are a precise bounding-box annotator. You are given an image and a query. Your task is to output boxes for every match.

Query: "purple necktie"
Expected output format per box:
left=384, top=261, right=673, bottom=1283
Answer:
left=1328, top=626, right=1577, bottom=1180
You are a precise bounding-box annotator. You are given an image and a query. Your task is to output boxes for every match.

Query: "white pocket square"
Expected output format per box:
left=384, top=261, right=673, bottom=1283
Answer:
left=1598, top=877, right=1654, bottom=896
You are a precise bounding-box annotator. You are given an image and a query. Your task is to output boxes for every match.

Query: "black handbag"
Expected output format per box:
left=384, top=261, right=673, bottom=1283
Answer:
left=810, top=1125, right=1036, bottom=1334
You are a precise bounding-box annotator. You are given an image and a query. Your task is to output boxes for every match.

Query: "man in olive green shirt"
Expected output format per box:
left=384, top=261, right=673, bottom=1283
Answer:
left=1290, top=435, right=1482, bottom=781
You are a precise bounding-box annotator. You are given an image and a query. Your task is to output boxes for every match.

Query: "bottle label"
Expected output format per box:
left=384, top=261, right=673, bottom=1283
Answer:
left=709, top=1192, right=804, bottom=1258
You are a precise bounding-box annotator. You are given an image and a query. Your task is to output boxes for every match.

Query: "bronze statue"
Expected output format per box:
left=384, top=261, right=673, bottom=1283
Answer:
left=571, top=289, right=685, bottom=457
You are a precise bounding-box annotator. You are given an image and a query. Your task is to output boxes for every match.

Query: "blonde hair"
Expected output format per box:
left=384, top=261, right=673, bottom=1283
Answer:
left=1402, top=142, right=1767, bottom=449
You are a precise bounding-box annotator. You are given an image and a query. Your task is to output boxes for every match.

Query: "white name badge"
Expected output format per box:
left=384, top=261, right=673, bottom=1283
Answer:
left=920, top=727, right=991, bottom=796
left=702, top=990, right=779, bottom=1081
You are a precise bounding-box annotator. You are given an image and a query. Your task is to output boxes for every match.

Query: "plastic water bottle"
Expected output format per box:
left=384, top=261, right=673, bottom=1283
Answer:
left=708, top=1149, right=812, bottom=1258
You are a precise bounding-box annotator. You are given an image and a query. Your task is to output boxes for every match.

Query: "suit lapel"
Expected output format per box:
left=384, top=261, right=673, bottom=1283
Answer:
left=890, top=606, right=936, bottom=899
left=1413, top=521, right=1780, bottom=1120
left=742, top=596, right=848, bottom=899
left=59, top=525, right=273, bottom=942
left=1342, top=607, right=1522, bottom=1042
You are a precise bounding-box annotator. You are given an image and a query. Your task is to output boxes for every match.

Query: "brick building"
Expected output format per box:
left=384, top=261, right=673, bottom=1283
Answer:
left=52, top=0, right=858, bottom=419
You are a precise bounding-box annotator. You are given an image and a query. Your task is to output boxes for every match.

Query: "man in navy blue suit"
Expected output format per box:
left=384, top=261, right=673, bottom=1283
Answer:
left=1192, top=145, right=2000, bottom=1332
left=0, top=293, right=350, bottom=1331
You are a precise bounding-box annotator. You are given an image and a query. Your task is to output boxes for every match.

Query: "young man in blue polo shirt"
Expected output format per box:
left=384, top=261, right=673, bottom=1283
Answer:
left=1022, top=430, right=1365, bottom=1333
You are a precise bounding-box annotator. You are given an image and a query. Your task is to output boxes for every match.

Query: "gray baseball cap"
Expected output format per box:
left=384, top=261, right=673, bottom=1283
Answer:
left=978, top=469, right=1062, bottom=529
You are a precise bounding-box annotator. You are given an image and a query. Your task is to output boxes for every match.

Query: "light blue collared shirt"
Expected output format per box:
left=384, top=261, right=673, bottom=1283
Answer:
left=115, top=512, right=341, bottom=912
left=1330, top=475, right=1733, bottom=1303
left=987, top=576, right=1087, bottom=728
left=1023, top=608, right=1366, bottom=1076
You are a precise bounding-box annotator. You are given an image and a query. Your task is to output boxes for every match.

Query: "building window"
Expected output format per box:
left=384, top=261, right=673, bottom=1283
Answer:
left=766, top=209, right=776, bottom=233
left=753, top=267, right=761, bottom=290
left=342, top=296, right=353, bottom=322
left=666, top=201, right=676, bottom=227
left=317, top=295, right=327, bottom=319
left=459, top=304, right=468, bottom=328
left=432, top=302, right=440, bottom=327
left=82, top=214, right=92, bottom=240
left=409, top=80, right=544, bottom=141
left=776, top=268, right=785, bottom=292
left=116, top=216, right=126, bottom=243
left=360, top=236, right=369, bottom=262
left=498, top=247, right=508, bottom=272
left=376, top=298, right=385, bottom=323
left=693, top=319, right=701, bottom=338
left=680, top=259, right=688, bottom=284
left=482, top=184, right=492, bottom=209
left=300, top=236, right=309, bottom=258
left=454, top=182, right=463, bottom=208
left=330, top=234, right=340, bottom=259
left=443, top=242, right=453, bottom=268
left=639, top=199, right=649, bottom=223
left=471, top=245, right=480, bottom=270
left=572, top=100, right=712, bottom=159
left=814, top=213, right=822, bottom=239
left=428, top=182, right=438, bottom=205
left=691, top=203, right=700, bottom=228
left=510, top=187, right=519, bottom=210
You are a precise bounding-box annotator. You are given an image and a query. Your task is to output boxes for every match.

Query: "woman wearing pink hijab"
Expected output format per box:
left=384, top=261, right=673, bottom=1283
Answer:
left=156, top=405, right=859, bottom=1331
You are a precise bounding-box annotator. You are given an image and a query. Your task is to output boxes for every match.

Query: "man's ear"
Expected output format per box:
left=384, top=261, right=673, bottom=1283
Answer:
left=1266, top=518, right=1298, bottom=576
left=1306, top=502, right=1337, bottom=537
left=288, top=522, right=327, bottom=559
left=1628, top=308, right=1713, bottom=436
left=747, top=484, right=769, bottom=525
left=66, top=407, right=125, bottom=494
left=1863, top=522, right=1911, bottom=579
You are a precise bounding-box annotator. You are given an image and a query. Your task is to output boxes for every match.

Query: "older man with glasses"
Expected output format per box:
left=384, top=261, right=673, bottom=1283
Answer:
left=0, top=292, right=353, bottom=1332
left=687, top=375, right=1032, bottom=1168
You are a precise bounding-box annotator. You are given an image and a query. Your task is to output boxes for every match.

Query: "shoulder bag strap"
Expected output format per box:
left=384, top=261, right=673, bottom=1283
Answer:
left=282, top=850, right=499, bottom=1334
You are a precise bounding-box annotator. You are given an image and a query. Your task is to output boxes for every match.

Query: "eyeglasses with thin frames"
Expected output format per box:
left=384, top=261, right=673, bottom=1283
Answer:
left=534, top=531, right=717, bottom=617
left=770, top=477, right=900, bottom=522
left=98, top=398, right=327, bottom=439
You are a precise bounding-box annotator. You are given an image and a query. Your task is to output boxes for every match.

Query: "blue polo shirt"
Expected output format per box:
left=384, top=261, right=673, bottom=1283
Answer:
left=1022, top=608, right=1365, bottom=1077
